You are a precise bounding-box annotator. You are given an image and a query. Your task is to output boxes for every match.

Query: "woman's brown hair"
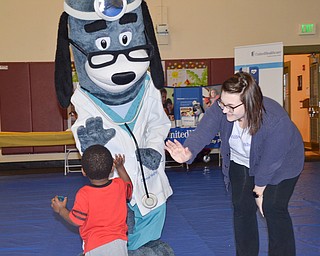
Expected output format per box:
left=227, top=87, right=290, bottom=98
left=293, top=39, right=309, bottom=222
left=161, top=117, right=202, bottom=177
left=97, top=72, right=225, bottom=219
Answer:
left=221, top=71, right=265, bottom=135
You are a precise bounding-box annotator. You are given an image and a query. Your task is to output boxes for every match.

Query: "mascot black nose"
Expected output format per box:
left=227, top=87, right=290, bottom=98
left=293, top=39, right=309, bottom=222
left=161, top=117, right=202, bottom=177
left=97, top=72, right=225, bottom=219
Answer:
left=112, top=72, right=136, bottom=85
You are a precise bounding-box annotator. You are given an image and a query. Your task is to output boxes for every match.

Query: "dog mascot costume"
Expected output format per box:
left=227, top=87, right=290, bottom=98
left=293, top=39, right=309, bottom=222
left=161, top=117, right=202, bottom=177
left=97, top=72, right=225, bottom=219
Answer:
left=54, top=0, right=174, bottom=255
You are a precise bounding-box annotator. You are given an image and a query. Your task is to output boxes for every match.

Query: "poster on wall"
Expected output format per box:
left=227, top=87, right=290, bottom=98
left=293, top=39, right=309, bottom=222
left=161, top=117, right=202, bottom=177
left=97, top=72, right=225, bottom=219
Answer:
left=173, top=88, right=202, bottom=127
left=234, top=42, right=283, bottom=104
left=165, top=60, right=209, bottom=127
left=166, top=60, right=208, bottom=87
left=163, top=60, right=221, bottom=150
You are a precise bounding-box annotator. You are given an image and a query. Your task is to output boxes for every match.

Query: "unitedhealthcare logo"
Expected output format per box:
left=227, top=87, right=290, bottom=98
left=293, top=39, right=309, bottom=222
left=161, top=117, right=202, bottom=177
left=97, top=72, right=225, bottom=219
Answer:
left=250, top=50, right=282, bottom=57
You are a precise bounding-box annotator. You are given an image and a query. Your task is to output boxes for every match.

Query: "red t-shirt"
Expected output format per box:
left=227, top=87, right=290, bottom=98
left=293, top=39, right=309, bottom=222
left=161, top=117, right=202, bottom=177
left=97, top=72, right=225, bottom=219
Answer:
left=69, top=178, right=133, bottom=253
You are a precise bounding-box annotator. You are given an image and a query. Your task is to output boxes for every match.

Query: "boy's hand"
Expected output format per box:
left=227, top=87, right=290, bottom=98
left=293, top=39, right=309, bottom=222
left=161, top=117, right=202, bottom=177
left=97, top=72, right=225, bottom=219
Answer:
left=51, top=196, right=68, bottom=214
left=50, top=196, right=76, bottom=226
left=114, top=154, right=125, bottom=169
left=113, top=154, right=131, bottom=183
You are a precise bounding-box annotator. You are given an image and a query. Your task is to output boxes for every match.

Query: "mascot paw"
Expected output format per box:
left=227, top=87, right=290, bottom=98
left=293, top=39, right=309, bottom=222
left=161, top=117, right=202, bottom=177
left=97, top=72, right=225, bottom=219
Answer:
left=128, top=240, right=175, bottom=256
left=136, top=148, right=161, bottom=170
left=77, top=116, right=116, bottom=152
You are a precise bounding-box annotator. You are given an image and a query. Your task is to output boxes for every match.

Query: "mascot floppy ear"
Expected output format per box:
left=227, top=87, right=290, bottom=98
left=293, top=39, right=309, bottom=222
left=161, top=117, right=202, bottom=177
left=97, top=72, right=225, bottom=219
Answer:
left=141, top=1, right=165, bottom=89
left=54, top=12, right=73, bottom=109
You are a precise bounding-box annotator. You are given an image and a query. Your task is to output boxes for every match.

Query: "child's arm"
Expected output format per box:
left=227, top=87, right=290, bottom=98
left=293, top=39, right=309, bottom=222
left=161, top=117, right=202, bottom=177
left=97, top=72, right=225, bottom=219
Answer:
left=114, top=154, right=131, bottom=183
left=51, top=196, right=78, bottom=226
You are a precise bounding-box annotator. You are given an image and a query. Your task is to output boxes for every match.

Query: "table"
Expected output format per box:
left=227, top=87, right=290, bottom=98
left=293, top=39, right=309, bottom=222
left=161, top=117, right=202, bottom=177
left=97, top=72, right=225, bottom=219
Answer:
left=0, top=131, right=80, bottom=174
left=0, top=131, right=75, bottom=147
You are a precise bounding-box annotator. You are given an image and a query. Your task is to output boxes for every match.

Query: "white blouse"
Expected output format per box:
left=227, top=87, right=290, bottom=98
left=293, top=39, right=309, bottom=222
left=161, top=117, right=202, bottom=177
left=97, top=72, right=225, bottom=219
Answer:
left=229, top=121, right=252, bottom=168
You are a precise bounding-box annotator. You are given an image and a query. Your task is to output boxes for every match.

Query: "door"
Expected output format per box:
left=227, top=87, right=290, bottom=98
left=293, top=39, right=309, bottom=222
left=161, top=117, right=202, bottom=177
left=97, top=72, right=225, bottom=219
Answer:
left=283, top=62, right=291, bottom=116
left=308, top=54, right=320, bottom=150
left=30, top=62, right=66, bottom=153
left=0, top=62, right=67, bottom=155
left=0, top=63, right=33, bottom=154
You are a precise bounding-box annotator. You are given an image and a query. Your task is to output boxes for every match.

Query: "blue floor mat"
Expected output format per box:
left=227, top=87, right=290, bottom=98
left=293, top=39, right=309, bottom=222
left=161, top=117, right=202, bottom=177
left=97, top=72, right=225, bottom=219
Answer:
left=0, top=162, right=319, bottom=256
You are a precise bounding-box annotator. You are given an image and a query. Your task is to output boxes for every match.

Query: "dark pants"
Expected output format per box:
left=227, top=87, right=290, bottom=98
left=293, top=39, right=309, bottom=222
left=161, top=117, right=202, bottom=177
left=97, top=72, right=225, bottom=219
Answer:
left=229, top=161, right=299, bottom=256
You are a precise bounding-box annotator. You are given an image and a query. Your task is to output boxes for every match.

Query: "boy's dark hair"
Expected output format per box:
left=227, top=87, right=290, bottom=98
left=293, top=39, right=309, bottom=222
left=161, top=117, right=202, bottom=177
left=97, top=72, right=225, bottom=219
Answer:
left=81, top=145, right=113, bottom=180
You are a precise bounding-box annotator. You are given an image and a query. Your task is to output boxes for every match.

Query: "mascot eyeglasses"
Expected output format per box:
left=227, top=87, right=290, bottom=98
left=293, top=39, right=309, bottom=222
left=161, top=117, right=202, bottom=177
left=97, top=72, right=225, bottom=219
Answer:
left=69, top=39, right=154, bottom=69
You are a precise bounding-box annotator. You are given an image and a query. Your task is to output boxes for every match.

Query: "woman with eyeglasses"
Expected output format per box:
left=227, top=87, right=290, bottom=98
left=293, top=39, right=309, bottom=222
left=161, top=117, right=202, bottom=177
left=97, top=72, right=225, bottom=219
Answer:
left=165, top=71, right=304, bottom=256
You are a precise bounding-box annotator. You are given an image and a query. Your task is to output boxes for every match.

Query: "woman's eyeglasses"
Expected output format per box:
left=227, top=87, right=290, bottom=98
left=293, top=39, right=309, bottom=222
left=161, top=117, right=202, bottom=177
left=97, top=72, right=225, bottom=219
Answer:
left=217, top=99, right=243, bottom=113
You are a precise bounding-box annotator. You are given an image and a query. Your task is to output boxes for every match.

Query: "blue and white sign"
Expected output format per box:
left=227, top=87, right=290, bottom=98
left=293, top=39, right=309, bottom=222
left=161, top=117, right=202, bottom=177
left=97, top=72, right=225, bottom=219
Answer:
left=235, top=42, right=283, bottom=105
left=167, top=127, right=221, bottom=149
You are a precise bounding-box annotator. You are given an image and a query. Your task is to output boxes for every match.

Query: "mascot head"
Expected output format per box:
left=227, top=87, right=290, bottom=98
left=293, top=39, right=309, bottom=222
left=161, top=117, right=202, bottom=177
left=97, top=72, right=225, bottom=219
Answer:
left=55, top=0, right=164, bottom=108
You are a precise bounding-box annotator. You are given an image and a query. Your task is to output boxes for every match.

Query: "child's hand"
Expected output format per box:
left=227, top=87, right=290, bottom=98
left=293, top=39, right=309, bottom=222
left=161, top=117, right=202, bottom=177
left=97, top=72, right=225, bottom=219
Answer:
left=114, top=154, right=125, bottom=169
left=51, top=196, right=68, bottom=214
left=114, top=154, right=131, bottom=183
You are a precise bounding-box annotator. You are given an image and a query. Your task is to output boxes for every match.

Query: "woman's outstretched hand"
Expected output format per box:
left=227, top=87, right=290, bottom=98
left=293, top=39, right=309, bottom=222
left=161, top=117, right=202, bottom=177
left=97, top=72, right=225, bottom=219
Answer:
left=165, top=139, right=192, bottom=163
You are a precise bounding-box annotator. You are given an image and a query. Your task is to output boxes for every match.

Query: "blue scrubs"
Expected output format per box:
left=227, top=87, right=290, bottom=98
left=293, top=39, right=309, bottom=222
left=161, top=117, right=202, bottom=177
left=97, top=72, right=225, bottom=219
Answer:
left=127, top=203, right=166, bottom=250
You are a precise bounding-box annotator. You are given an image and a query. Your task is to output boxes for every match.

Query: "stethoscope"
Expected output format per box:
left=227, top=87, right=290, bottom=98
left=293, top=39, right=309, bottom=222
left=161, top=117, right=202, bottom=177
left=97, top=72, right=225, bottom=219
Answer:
left=124, top=123, right=158, bottom=209
left=79, top=74, right=158, bottom=209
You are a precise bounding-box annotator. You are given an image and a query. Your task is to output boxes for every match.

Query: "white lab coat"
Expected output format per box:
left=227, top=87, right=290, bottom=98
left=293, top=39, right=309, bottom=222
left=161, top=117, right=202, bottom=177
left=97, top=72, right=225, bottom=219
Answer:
left=70, top=76, right=173, bottom=216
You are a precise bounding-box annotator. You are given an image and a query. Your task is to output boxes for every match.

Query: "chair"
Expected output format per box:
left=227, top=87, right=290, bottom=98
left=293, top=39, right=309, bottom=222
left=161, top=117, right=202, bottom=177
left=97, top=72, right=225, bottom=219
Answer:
left=64, top=145, right=82, bottom=175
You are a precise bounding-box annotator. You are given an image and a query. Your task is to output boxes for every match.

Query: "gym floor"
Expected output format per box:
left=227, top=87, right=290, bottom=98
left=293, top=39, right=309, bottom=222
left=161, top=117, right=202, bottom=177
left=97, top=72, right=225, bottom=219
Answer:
left=0, top=154, right=319, bottom=256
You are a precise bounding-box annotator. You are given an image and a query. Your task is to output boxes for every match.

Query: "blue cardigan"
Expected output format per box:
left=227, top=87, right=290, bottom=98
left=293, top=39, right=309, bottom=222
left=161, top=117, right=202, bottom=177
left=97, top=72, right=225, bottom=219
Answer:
left=183, top=97, right=304, bottom=188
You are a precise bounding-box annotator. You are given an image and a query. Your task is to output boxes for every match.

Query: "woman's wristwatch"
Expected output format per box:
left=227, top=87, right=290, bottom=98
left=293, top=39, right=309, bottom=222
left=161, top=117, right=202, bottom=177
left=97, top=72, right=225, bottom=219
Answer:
left=253, top=192, right=263, bottom=198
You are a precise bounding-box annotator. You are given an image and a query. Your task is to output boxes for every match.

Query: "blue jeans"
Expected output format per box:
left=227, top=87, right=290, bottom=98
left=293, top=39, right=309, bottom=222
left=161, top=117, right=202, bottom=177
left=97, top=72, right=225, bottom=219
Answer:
left=229, top=161, right=299, bottom=256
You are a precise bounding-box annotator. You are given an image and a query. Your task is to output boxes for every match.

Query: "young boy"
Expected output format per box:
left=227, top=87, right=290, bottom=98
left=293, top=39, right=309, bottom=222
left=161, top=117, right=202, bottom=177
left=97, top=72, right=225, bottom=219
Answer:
left=51, top=144, right=133, bottom=256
